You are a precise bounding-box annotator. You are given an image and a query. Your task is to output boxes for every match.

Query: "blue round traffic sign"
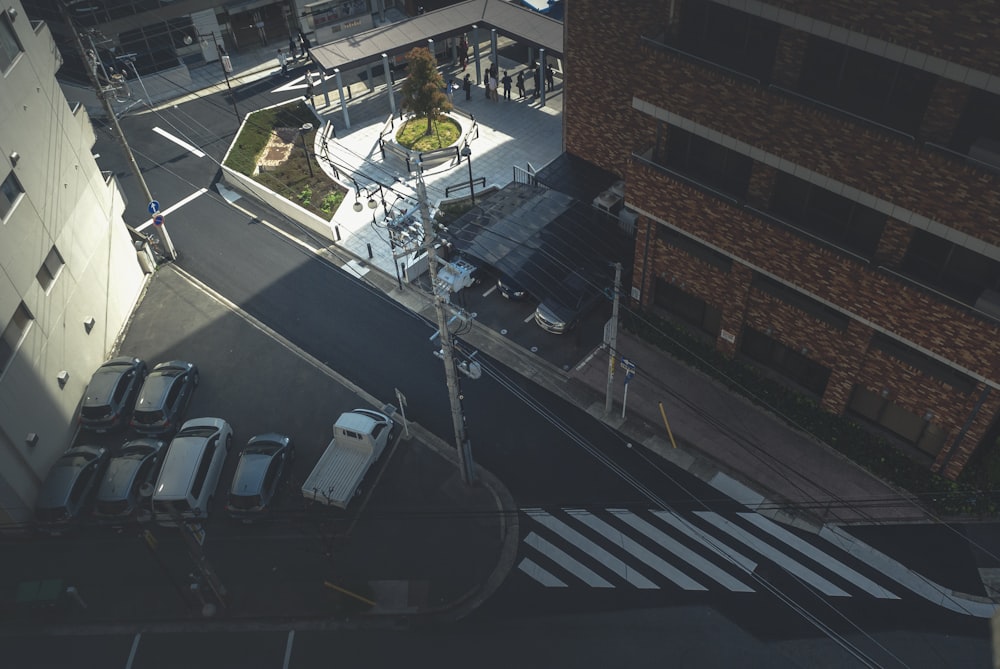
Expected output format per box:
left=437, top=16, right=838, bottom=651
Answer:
left=153, top=214, right=164, bottom=226
left=147, top=200, right=160, bottom=215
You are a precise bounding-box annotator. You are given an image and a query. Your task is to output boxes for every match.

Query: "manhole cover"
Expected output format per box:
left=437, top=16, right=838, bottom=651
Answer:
left=530, top=346, right=538, bottom=353
left=500, top=328, right=508, bottom=335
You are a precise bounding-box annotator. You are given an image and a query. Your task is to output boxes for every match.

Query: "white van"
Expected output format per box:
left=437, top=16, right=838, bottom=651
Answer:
left=152, top=417, right=232, bottom=525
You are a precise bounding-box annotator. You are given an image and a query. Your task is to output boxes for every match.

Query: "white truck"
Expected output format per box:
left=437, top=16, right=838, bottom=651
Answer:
left=301, top=409, right=394, bottom=508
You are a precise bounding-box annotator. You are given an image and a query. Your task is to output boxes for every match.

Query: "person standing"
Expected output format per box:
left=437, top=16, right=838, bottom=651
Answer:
left=533, top=67, right=541, bottom=98
left=489, top=73, right=498, bottom=102
left=288, top=36, right=298, bottom=59
left=501, top=70, right=511, bottom=100
left=546, top=64, right=555, bottom=91
left=299, top=30, right=311, bottom=56
left=463, top=73, right=472, bottom=101
left=277, top=48, right=288, bottom=77
left=305, top=70, right=315, bottom=101
left=516, top=70, right=525, bottom=99
left=459, top=35, right=469, bottom=70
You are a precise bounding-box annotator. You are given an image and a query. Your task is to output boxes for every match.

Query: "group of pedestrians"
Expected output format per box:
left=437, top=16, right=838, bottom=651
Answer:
left=458, top=61, right=556, bottom=103
left=276, top=30, right=312, bottom=77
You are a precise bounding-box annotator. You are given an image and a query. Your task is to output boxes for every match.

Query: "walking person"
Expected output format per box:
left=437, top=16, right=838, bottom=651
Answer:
left=489, top=73, right=498, bottom=102
left=546, top=64, right=555, bottom=91
left=298, top=30, right=311, bottom=57
left=533, top=66, right=541, bottom=98
left=305, top=70, right=315, bottom=101
left=463, top=73, right=472, bottom=101
left=501, top=70, right=511, bottom=100
left=459, top=35, right=469, bottom=70
left=277, top=48, right=288, bottom=77
left=516, top=70, right=525, bottom=99
left=288, top=35, right=298, bottom=59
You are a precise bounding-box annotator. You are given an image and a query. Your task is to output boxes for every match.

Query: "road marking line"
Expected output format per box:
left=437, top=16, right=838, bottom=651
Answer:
left=575, top=346, right=601, bottom=371
left=739, top=513, right=897, bottom=599
left=612, top=509, right=754, bottom=592
left=482, top=284, right=497, bottom=298
left=695, top=511, right=850, bottom=597
left=650, top=510, right=758, bottom=573
left=124, top=633, right=141, bottom=669
left=518, top=556, right=568, bottom=587
left=137, top=187, right=208, bottom=231
left=571, top=510, right=706, bottom=590
left=282, top=630, right=295, bottom=669
left=524, top=531, right=613, bottom=588
left=153, top=126, right=206, bottom=157
left=529, top=511, right=658, bottom=589
left=522, top=312, right=535, bottom=323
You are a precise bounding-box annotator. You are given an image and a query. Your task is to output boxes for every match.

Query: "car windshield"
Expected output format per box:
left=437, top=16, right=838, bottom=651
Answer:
left=132, top=410, right=164, bottom=424
left=60, top=454, right=94, bottom=467
left=81, top=406, right=111, bottom=419
left=177, top=426, right=217, bottom=438
left=245, top=445, right=278, bottom=455
left=96, top=499, right=130, bottom=516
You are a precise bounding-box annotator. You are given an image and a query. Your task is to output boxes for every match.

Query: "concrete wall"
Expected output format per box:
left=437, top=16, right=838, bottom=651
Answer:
left=0, top=8, right=146, bottom=523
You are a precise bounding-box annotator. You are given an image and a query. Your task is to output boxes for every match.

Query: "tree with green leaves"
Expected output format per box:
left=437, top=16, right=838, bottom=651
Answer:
left=400, top=46, right=452, bottom=135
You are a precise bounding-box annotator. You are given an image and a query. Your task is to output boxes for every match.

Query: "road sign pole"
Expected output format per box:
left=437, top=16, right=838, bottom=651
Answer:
left=621, top=381, right=630, bottom=419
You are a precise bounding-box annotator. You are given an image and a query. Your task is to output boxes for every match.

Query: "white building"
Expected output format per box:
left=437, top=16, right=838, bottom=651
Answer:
left=0, top=1, right=145, bottom=525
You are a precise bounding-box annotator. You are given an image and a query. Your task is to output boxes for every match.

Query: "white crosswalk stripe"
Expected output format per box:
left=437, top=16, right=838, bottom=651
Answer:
left=524, top=531, right=613, bottom=588
left=517, top=556, right=567, bottom=587
left=530, top=511, right=659, bottom=589
left=650, top=510, right=758, bottom=573
left=738, top=513, right=898, bottom=599
left=570, top=510, right=707, bottom=590
left=612, top=509, right=754, bottom=592
left=694, top=512, right=850, bottom=597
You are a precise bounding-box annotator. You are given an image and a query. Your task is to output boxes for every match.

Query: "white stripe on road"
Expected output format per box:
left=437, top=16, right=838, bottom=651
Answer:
left=651, top=510, right=758, bottom=573
left=124, top=633, right=141, bottom=669
left=612, top=509, right=754, bottom=592
left=282, top=630, right=295, bottom=669
left=522, top=312, right=535, bottom=323
left=695, top=512, right=850, bottom=597
left=136, top=187, right=208, bottom=231
left=153, top=126, right=206, bottom=157
left=739, top=513, right=898, bottom=599
left=529, top=511, right=658, bottom=589
left=518, top=556, right=568, bottom=587
left=525, top=531, right=613, bottom=588
left=571, top=510, right=706, bottom=590
left=482, top=284, right=497, bottom=298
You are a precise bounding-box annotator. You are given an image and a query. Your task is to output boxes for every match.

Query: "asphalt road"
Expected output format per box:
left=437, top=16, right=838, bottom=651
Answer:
left=64, top=78, right=996, bottom=666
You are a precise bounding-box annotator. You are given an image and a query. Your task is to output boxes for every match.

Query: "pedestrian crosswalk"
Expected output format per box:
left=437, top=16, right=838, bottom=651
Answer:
left=516, top=508, right=901, bottom=600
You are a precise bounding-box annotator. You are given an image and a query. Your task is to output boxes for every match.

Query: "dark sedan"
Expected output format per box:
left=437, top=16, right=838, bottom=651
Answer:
left=94, top=439, right=166, bottom=520
left=79, top=356, right=147, bottom=432
left=35, top=445, right=110, bottom=527
left=131, top=360, right=199, bottom=436
left=226, top=434, right=294, bottom=521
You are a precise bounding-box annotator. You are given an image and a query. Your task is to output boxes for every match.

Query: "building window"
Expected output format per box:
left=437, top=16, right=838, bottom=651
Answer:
left=0, top=12, right=22, bottom=72
left=769, top=171, right=885, bottom=259
left=796, top=35, right=935, bottom=137
left=0, top=170, right=24, bottom=222
left=657, top=225, right=732, bottom=272
left=847, top=386, right=949, bottom=457
left=674, top=0, right=780, bottom=82
left=752, top=273, right=850, bottom=331
left=653, top=279, right=722, bottom=336
left=870, top=334, right=976, bottom=395
left=740, top=327, right=831, bottom=396
left=655, top=126, right=753, bottom=200
left=899, top=229, right=1000, bottom=305
left=36, top=246, right=65, bottom=292
left=0, top=302, right=33, bottom=373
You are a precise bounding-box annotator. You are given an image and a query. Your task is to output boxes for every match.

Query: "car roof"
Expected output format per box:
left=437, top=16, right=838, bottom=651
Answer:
left=154, top=436, right=211, bottom=497
left=336, top=410, right=385, bottom=433
left=37, top=448, right=103, bottom=507
left=231, top=451, right=274, bottom=496
left=84, top=361, right=135, bottom=405
left=97, top=455, right=145, bottom=500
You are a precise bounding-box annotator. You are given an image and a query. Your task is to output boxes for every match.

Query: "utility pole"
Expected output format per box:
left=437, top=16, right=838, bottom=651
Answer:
left=604, top=262, right=622, bottom=416
left=62, top=8, right=177, bottom=261
left=415, top=169, right=476, bottom=485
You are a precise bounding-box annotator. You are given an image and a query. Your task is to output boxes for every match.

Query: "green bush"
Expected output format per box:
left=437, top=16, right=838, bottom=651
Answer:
left=224, top=101, right=316, bottom=175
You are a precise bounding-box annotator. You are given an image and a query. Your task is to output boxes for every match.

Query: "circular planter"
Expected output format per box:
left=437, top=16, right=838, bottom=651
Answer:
left=384, top=112, right=473, bottom=169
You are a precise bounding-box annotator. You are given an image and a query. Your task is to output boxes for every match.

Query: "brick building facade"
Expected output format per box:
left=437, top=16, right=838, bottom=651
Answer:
left=564, top=0, right=1000, bottom=478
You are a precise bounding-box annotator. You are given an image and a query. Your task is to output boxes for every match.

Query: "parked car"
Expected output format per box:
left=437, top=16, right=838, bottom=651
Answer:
left=94, top=438, right=166, bottom=520
left=35, top=445, right=110, bottom=526
left=496, top=274, right=528, bottom=301
left=533, top=270, right=604, bottom=334
left=152, top=417, right=232, bottom=525
left=131, top=360, right=199, bottom=436
left=79, top=356, right=147, bottom=432
left=226, top=433, right=295, bottom=520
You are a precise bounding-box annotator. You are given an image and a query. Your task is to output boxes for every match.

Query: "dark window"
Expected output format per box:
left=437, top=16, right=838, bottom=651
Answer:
left=1, top=171, right=24, bottom=221
left=740, top=328, right=831, bottom=395
left=769, top=171, right=885, bottom=258
left=370, top=423, right=388, bottom=441
left=67, top=467, right=91, bottom=506
left=870, top=334, right=976, bottom=394
left=796, top=35, right=935, bottom=136
left=190, top=439, right=217, bottom=499
left=1, top=302, right=33, bottom=373
left=112, top=371, right=133, bottom=404
left=35, top=246, right=64, bottom=292
left=263, top=459, right=280, bottom=496
left=657, top=127, right=753, bottom=199
left=900, top=229, right=1000, bottom=304
left=657, top=225, right=732, bottom=271
left=847, top=386, right=948, bottom=456
left=752, top=274, right=850, bottom=330
left=164, top=380, right=184, bottom=410
left=951, top=89, right=1000, bottom=156
left=675, top=0, right=780, bottom=81
left=653, top=279, right=722, bottom=336
left=0, top=12, right=21, bottom=72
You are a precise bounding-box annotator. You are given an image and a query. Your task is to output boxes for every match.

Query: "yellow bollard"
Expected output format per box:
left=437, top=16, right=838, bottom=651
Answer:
left=658, top=401, right=678, bottom=449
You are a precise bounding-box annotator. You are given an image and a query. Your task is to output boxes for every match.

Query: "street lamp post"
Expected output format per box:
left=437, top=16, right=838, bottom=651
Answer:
left=193, top=32, right=239, bottom=124
left=300, top=123, right=314, bottom=177
left=461, top=144, right=475, bottom=205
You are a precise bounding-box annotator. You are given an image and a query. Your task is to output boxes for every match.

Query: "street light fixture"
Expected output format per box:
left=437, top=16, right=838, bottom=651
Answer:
left=461, top=144, right=475, bottom=205
left=300, top=123, right=314, bottom=177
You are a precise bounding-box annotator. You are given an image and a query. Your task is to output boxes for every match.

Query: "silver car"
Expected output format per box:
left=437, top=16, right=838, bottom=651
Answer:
left=94, top=439, right=166, bottom=520
left=35, top=445, right=109, bottom=526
